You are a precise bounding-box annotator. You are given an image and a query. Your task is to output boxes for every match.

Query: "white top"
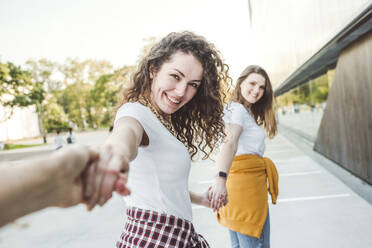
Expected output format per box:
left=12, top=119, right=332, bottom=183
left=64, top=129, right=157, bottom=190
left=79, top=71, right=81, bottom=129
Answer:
left=66, top=132, right=76, bottom=144
left=54, top=135, right=64, bottom=149
left=114, top=102, right=193, bottom=221
left=223, top=102, right=266, bottom=157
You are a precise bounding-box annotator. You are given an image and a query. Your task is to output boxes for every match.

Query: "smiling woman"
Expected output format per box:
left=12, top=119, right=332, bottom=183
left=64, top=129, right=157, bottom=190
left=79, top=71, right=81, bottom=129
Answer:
left=83, top=31, right=232, bottom=248
left=209, top=65, right=278, bottom=248
left=149, top=51, right=203, bottom=115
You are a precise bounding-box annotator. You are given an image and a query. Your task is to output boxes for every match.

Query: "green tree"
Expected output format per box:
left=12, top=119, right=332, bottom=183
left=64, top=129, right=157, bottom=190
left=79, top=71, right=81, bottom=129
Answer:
left=57, top=58, right=114, bottom=129
left=42, top=95, right=69, bottom=132
left=89, top=65, right=136, bottom=127
left=0, top=61, right=45, bottom=121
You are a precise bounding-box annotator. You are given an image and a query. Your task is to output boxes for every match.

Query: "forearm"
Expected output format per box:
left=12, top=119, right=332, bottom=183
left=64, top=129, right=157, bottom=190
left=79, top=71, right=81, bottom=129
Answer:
left=216, top=142, right=236, bottom=176
left=106, top=122, right=142, bottom=162
left=189, top=191, right=203, bottom=205
left=0, top=157, right=54, bottom=227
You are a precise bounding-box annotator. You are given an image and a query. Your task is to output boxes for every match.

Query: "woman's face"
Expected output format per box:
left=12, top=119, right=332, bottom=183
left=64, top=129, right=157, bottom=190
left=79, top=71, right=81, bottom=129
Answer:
left=150, top=51, right=203, bottom=115
left=240, top=73, right=266, bottom=107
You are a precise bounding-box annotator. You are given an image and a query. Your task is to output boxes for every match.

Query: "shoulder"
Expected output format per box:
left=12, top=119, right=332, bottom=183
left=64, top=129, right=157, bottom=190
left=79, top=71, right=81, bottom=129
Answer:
left=114, top=102, right=157, bottom=135
left=115, top=102, right=151, bottom=122
left=224, top=102, right=246, bottom=115
left=117, top=102, right=149, bottom=113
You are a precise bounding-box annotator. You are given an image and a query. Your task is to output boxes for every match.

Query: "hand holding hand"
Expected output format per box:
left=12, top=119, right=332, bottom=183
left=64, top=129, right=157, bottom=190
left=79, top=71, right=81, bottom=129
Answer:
left=85, top=143, right=131, bottom=210
left=48, top=145, right=99, bottom=208
left=208, top=178, right=228, bottom=212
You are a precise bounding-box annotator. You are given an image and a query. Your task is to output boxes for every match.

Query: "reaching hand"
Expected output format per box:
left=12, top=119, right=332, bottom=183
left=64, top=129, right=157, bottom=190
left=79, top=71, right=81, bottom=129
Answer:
left=208, top=178, right=228, bottom=212
left=84, top=144, right=131, bottom=210
left=49, top=145, right=99, bottom=208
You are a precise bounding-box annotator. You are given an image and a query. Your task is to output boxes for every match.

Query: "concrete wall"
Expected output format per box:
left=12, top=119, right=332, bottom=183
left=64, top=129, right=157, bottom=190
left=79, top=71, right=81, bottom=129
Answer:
left=314, top=32, right=372, bottom=184
left=0, top=105, right=40, bottom=141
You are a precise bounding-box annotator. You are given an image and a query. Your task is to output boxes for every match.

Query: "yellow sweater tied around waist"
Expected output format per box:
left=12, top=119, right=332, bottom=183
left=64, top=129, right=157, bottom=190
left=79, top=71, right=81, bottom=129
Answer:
left=217, top=154, right=279, bottom=238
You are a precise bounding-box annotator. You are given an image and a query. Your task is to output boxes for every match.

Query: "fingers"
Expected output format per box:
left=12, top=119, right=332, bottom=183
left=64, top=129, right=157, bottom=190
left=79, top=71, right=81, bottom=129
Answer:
left=210, top=191, right=227, bottom=212
left=82, top=159, right=97, bottom=204
left=115, top=176, right=131, bottom=196
left=88, top=145, right=112, bottom=209
left=98, top=153, right=129, bottom=202
left=207, top=186, right=213, bottom=201
left=87, top=145, right=131, bottom=210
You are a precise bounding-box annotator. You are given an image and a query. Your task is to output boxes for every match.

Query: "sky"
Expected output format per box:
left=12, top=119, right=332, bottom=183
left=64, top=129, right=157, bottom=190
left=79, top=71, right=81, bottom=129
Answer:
left=0, top=0, right=256, bottom=81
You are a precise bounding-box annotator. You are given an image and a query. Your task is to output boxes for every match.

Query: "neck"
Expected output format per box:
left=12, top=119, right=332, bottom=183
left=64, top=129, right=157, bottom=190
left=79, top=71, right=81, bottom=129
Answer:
left=243, top=101, right=251, bottom=109
left=148, top=96, right=170, bottom=119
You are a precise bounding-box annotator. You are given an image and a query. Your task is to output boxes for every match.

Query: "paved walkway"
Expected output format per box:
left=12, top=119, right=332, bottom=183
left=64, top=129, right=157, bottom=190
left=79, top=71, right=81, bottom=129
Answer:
left=0, top=131, right=371, bottom=247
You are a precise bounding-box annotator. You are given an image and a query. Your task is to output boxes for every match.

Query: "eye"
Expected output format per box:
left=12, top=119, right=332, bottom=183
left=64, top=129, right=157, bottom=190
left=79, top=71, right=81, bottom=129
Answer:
left=189, top=82, right=199, bottom=88
left=170, top=74, right=180, bottom=81
left=260, top=86, right=265, bottom=90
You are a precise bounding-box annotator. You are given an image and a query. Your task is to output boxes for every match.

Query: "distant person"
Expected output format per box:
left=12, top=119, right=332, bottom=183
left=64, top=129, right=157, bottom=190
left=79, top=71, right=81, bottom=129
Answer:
left=66, top=127, right=76, bottom=144
left=54, top=130, right=64, bottom=150
left=42, top=130, right=48, bottom=144
left=0, top=145, right=128, bottom=227
left=84, top=31, right=231, bottom=248
left=109, top=125, right=114, bottom=133
left=209, top=65, right=279, bottom=248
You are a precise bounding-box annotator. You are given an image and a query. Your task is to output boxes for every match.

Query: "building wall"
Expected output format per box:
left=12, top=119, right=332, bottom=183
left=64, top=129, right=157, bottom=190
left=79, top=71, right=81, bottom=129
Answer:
left=0, top=105, right=40, bottom=141
left=248, top=0, right=370, bottom=88
left=314, top=33, right=372, bottom=184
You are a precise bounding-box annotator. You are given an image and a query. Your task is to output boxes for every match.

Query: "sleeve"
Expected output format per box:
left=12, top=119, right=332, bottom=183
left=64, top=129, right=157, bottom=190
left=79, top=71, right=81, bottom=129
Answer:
left=114, top=102, right=154, bottom=137
left=223, top=102, right=245, bottom=127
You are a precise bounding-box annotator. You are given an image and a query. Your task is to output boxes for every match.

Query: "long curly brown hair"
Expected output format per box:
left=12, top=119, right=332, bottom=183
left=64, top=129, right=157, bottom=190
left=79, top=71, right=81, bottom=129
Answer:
left=230, top=65, right=277, bottom=138
left=117, top=31, right=232, bottom=159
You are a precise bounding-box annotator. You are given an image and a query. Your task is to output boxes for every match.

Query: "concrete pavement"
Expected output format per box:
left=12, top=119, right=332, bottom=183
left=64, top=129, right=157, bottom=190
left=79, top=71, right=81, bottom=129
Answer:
left=0, top=130, right=371, bottom=247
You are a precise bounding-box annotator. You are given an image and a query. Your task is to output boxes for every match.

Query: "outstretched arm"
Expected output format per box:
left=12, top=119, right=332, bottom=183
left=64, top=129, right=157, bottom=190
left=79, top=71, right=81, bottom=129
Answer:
left=190, top=191, right=210, bottom=208
left=85, top=116, right=145, bottom=209
left=0, top=145, right=98, bottom=227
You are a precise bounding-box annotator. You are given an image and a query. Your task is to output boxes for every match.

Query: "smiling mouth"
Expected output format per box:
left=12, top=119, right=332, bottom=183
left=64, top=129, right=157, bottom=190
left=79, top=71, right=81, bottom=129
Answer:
left=165, top=93, right=181, bottom=105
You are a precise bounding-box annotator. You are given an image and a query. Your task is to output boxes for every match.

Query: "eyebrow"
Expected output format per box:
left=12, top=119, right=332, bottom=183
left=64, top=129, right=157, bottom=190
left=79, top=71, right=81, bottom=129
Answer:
left=172, top=68, right=202, bottom=83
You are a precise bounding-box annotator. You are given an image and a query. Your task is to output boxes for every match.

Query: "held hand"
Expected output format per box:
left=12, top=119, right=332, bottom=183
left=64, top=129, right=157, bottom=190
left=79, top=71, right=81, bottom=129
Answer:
left=86, top=144, right=131, bottom=210
left=208, top=178, right=228, bottom=212
left=200, top=189, right=212, bottom=208
left=49, top=145, right=99, bottom=208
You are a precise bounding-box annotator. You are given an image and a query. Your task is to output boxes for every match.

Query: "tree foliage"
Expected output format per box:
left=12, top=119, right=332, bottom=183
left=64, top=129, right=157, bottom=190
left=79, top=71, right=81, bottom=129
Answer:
left=0, top=61, right=45, bottom=120
left=2, top=40, right=153, bottom=133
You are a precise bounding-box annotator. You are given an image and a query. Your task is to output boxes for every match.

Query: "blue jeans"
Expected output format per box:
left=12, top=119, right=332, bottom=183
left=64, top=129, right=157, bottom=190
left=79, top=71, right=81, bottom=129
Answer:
left=228, top=211, right=270, bottom=248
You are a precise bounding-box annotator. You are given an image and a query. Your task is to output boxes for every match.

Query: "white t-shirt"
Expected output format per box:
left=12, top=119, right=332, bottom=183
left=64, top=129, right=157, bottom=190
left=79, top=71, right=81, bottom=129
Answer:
left=54, top=135, right=64, bottom=149
left=114, top=102, right=193, bottom=221
left=223, top=102, right=266, bottom=157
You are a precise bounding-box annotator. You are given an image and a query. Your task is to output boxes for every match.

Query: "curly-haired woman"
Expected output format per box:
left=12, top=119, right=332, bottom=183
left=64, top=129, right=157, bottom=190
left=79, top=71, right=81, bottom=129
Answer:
left=85, top=31, right=231, bottom=247
left=209, top=65, right=279, bottom=248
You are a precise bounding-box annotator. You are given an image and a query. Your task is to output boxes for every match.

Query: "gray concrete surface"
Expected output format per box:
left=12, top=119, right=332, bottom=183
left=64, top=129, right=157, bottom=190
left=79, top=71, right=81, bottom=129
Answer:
left=0, top=130, right=371, bottom=248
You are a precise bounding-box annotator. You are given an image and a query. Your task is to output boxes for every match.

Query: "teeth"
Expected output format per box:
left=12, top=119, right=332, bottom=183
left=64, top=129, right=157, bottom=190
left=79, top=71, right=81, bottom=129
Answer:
left=167, top=95, right=181, bottom=104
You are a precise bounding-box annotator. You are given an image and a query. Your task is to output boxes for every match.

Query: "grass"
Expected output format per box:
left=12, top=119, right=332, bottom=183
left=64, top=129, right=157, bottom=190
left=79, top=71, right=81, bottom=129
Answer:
left=3, top=143, right=47, bottom=150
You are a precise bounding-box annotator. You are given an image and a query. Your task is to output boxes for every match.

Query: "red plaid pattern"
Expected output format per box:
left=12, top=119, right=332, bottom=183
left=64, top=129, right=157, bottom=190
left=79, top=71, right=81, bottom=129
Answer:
left=116, top=207, right=210, bottom=248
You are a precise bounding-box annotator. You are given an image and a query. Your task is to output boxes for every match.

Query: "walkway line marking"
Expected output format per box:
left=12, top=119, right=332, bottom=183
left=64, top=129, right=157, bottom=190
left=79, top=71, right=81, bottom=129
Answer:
left=277, top=193, right=351, bottom=203
left=280, top=170, right=322, bottom=177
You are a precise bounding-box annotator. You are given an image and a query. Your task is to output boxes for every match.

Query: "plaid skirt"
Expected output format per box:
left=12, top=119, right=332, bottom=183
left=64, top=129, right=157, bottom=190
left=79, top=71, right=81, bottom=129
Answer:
left=116, top=207, right=210, bottom=248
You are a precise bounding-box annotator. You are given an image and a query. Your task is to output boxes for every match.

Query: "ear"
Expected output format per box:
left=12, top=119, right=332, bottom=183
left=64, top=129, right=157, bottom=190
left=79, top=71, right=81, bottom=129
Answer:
left=149, top=65, right=155, bottom=79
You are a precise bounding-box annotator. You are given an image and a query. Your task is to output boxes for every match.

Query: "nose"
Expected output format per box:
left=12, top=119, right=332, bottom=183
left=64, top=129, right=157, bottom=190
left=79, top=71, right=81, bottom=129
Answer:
left=252, top=86, right=260, bottom=94
left=175, top=81, right=187, bottom=97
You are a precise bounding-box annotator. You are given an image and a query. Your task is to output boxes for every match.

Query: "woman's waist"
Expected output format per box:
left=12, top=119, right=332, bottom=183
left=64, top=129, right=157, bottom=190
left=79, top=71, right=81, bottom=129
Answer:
left=229, top=154, right=267, bottom=173
left=125, top=193, right=192, bottom=221
left=126, top=206, right=193, bottom=227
